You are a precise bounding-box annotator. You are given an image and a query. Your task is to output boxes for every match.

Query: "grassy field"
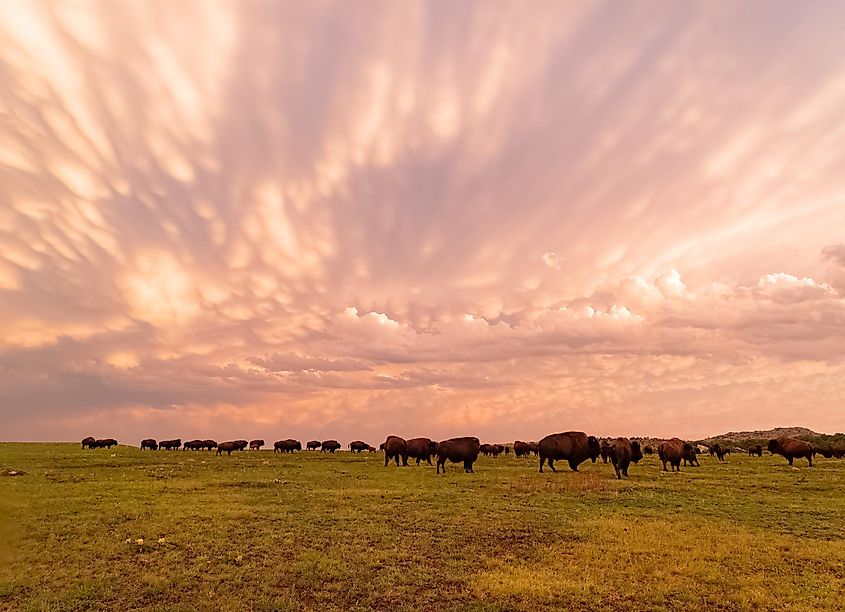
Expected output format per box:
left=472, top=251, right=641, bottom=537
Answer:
left=1, top=443, right=843, bottom=611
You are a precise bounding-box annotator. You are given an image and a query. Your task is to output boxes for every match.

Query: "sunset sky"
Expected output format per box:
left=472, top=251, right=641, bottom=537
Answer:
left=2, top=1, right=845, bottom=444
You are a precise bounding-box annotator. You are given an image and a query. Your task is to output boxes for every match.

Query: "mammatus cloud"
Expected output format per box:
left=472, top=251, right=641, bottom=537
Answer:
left=1, top=1, right=845, bottom=442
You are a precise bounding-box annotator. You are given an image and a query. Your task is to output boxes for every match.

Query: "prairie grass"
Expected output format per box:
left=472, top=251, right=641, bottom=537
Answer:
left=0, top=443, right=843, bottom=611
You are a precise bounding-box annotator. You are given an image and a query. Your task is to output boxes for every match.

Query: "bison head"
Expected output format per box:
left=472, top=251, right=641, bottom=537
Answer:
left=587, top=436, right=601, bottom=462
left=630, top=440, right=643, bottom=464
left=767, top=439, right=780, bottom=454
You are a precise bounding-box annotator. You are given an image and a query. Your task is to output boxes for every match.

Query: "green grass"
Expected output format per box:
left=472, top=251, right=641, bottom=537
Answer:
left=1, top=443, right=843, bottom=611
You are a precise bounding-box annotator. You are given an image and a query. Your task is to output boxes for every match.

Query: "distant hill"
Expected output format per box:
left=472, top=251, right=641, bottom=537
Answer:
left=701, top=427, right=819, bottom=444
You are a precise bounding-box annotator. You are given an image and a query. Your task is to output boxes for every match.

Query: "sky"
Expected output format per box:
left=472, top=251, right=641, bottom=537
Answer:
left=1, top=1, right=845, bottom=444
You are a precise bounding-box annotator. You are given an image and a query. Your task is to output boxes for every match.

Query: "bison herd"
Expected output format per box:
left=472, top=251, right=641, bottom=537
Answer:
left=79, top=432, right=844, bottom=477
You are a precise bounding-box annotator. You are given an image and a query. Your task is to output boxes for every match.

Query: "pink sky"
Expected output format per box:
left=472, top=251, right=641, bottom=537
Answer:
left=1, top=1, right=845, bottom=444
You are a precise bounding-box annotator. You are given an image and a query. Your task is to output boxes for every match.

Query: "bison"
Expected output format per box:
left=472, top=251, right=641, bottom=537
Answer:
left=747, top=444, right=763, bottom=457
left=306, top=440, right=321, bottom=451
left=513, top=441, right=531, bottom=457
left=406, top=438, right=438, bottom=465
left=683, top=446, right=700, bottom=467
left=609, top=438, right=642, bottom=479
left=274, top=439, right=301, bottom=453
left=814, top=443, right=834, bottom=459
left=216, top=441, right=242, bottom=456
left=538, top=432, right=601, bottom=473
left=321, top=440, right=341, bottom=453
left=436, top=437, right=480, bottom=474
left=95, top=438, right=118, bottom=449
left=140, top=438, right=157, bottom=451
left=768, top=437, right=813, bottom=467
left=643, top=445, right=654, bottom=455
left=349, top=441, right=370, bottom=453
left=82, top=436, right=96, bottom=449
left=658, top=438, right=694, bottom=472
left=202, top=439, right=218, bottom=451
left=159, top=439, right=182, bottom=450
left=249, top=439, right=265, bottom=451
left=527, top=442, right=540, bottom=455
left=183, top=439, right=204, bottom=451
left=383, top=436, right=408, bottom=467
left=599, top=440, right=612, bottom=464
left=480, top=443, right=493, bottom=456
left=833, top=443, right=845, bottom=459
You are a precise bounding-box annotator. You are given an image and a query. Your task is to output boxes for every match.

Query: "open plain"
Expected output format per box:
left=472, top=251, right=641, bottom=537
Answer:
left=1, top=443, right=843, bottom=611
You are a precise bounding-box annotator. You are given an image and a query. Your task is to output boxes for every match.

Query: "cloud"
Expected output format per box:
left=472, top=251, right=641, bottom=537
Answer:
left=1, top=2, right=845, bottom=441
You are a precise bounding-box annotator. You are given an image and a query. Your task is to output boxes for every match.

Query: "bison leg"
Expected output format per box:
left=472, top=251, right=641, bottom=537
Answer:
left=384, top=452, right=389, bottom=467
left=426, top=457, right=432, bottom=466
left=612, top=461, right=621, bottom=479
left=547, top=458, right=557, bottom=472
left=807, top=455, right=813, bottom=467
left=568, top=460, right=579, bottom=472
left=402, top=453, right=408, bottom=467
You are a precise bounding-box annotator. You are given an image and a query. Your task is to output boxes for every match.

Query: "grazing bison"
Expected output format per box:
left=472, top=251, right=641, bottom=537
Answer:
left=306, top=440, right=321, bottom=451
left=610, top=438, right=642, bottom=479
left=599, top=440, right=612, bottom=464
left=436, top=437, right=480, bottom=474
left=711, top=444, right=728, bottom=462
left=202, top=440, right=218, bottom=451
left=833, top=443, right=845, bottom=459
left=249, top=439, right=265, bottom=451
left=183, top=439, right=204, bottom=451
left=140, top=438, right=157, bottom=451
left=406, top=438, right=438, bottom=465
left=159, top=439, right=182, bottom=450
left=82, top=436, right=96, bottom=449
left=768, top=437, right=813, bottom=467
left=747, top=444, right=763, bottom=457
left=480, top=444, right=494, bottom=456
left=657, top=438, right=693, bottom=472
left=504, top=445, right=511, bottom=455
left=95, top=438, right=118, bottom=449
left=349, top=441, right=370, bottom=453
left=383, top=436, right=408, bottom=467
left=643, top=445, right=654, bottom=455
left=321, top=440, right=341, bottom=453
left=513, top=441, right=531, bottom=457
left=216, top=441, right=242, bottom=456
left=274, top=439, right=301, bottom=453
left=683, top=446, right=700, bottom=467
left=538, top=432, right=601, bottom=473
left=814, top=444, right=834, bottom=459
left=492, top=444, right=504, bottom=457
left=527, top=442, right=540, bottom=455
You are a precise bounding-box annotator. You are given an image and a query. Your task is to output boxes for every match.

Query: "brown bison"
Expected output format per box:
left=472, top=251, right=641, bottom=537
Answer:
left=81, top=436, right=96, bottom=449
left=349, top=441, right=370, bottom=453
left=833, top=443, right=845, bottom=459
left=306, top=440, right=321, bottom=451
left=513, top=441, right=531, bottom=457
left=538, top=432, right=601, bottom=473
left=159, top=439, right=182, bottom=450
left=406, top=437, right=438, bottom=465
left=643, top=445, right=654, bottom=455
left=710, top=443, right=728, bottom=462
left=683, top=446, right=700, bottom=467
left=768, top=437, right=813, bottom=467
left=274, top=439, right=301, bottom=453
left=527, top=442, right=540, bottom=455
left=599, top=440, right=612, bottom=464
left=249, top=439, right=265, bottom=451
left=216, top=441, right=243, bottom=456
left=609, top=438, right=643, bottom=479
left=94, top=438, right=118, bottom=449
left=183, top=439, right=204, bottom=450
left=747, top=444, right=763, bottom=457
left=140, top=438, right=157, bottom=450
left=203, top=439, right=218, bottom=451
left=814, top=444, right=834, bottom=459
left=383, top=436, right=408, bottom=467
left=504, top=445, right=511, bottom=455
left=480, top=444, right=494, bottom=456
left=658, top=438, right=694, bottom=472
left=321, top=440, right=341, bottom=453
left=436, top=437, right=480, bottom=474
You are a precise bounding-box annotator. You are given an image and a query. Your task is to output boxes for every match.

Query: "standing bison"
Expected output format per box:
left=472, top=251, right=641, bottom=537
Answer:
left=436, top=437, right=480, bottom=474
left=513, top=441, right=531, bottom=457
left=82, top=436, right=96, bottom=449
left=216, top=441, right=243, bottom=456
left=321, top=440, right=341, bottom=453
left=203, top=440, right=218, bottom=451
left=538, top=432, right=600, bottom=473
left=249, top=439, right=265, bottom=451
left=159, top=439, right=182, bottom=450
left=609, top=438, right=642, bottom=479
left=657, top=438, right=694, bottom=472
left=349, top=441, right=370, bottom=453
left=140, top=438, right=157, bottom=451
left=183, top=440, right=204, bottom=451
left=406, top=438, right=438, bottom=465
left=383, top=436, right=408, bottom=466
left=747, top=444, right=763, bottom=457
left=599, top=440, right=612, bottom=464
left=274, top=439, right=301, bottom=453
left=306, top=440, right=321, bottom=451
left=95, top=438, right=118, bottom=449
left=768, top=437, right=813, bottom=467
